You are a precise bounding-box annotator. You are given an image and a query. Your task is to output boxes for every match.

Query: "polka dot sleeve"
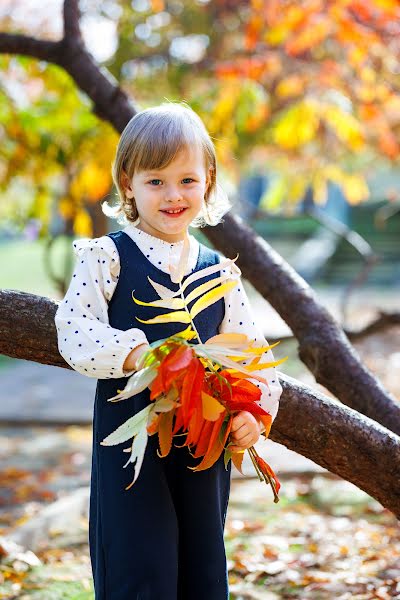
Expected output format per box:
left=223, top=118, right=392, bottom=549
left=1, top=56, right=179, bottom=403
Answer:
left=54, top=236, right=149, bottom=379
left=218, top=256, right=283, bottom=428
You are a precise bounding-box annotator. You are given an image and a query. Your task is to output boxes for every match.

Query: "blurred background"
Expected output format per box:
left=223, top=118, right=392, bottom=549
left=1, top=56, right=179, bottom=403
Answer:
left=1, top=1, right=400, bottom=598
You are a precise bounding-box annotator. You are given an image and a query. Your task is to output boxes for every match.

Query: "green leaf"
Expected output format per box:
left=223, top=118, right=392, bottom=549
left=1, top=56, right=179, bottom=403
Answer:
left=224, top=448, right=233, bottom=471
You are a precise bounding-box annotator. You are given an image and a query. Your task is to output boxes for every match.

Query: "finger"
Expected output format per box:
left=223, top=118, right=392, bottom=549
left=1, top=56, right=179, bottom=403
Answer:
left=230, top=424, right=249, bottom=438
left=237, top=432, right=254, bottom=446
left=231, top=429, right=253, bottom=444
left=231, top=418, right=246, bottom=432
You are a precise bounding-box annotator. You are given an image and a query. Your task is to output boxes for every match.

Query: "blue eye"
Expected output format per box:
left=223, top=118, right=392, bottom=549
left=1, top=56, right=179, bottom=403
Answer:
left=147, top=178, right=195, bottom=185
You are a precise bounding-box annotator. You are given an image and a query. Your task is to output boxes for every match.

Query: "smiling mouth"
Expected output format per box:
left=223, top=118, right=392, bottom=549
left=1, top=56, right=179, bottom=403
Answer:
left=160, top=207, right=188, bottom=215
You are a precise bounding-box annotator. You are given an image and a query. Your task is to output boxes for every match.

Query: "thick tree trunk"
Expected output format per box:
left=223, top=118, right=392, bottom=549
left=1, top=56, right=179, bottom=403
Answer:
left=0, top=289, right=399, bottom=516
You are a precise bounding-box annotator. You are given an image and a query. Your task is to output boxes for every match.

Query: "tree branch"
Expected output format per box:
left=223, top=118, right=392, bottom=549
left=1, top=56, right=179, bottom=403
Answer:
left=349, top=310, right=400, bottom=341
left=273, top=373, right=400, bottom=518
left=0, top=7, right=132, bottom=132
left=63, top=0, right=82, bottom=43
left=0, top=32, right=61, bottom=61
left=266, top=310, right=400, bottom=343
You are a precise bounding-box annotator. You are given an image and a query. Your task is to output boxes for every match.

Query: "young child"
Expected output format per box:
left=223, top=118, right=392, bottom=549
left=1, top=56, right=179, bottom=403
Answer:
left=55, top=101, right=283, bottom=600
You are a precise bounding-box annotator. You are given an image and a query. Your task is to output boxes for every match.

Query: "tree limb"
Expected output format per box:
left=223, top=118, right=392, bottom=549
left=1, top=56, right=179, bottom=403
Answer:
left=349, top=310, right=400, bottom=341
left=266, top=310, right=400, bottom=343
left=0, top=33, right=60, bottom=61
left=273, top=373, right=400, bottom=517
left=63, top=0, right=82, bottom=42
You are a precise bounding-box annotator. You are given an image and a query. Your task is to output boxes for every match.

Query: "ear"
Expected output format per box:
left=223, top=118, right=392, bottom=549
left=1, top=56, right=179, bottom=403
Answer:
left=205, top=166, right=213, bottom=192
left=121, top=170, right=134, bottom=199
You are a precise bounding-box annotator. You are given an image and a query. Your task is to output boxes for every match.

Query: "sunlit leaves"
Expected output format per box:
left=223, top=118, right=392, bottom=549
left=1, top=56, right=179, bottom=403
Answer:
left=3, top=0, right=400, bottom=228
left=272, top=101, right=320, bottom=150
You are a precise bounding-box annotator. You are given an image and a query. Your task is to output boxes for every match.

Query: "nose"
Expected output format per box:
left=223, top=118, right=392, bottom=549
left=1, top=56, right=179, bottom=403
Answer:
left=165, top=186, right=183, bottom=202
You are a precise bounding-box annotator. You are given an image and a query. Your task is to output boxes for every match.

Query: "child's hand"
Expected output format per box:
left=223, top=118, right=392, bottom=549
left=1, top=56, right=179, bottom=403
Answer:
left=123, top=342, right=150, bottom=373
left=229, top=411, right=262, bottom=453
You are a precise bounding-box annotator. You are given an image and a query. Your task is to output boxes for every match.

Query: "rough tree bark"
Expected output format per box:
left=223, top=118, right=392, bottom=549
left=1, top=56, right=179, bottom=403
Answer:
left=1, top=289, right=399, bottom=517
left=1, top=1, right=399, bottom=514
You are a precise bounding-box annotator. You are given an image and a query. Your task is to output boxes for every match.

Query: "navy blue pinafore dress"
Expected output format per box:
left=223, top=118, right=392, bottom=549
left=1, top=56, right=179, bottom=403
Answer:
left=89, top=230, right=231, bottom=600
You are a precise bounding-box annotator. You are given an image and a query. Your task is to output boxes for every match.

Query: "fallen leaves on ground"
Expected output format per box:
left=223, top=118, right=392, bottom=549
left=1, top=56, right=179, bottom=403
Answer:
left=0, top=425, right=399, bottom=599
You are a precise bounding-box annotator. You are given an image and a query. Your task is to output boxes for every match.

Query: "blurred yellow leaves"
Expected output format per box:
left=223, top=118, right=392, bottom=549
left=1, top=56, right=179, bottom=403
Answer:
left=70, top=161, right=112, bottom=204
left=272, top=101, right=319, bottom=150
left=322, top=105, right=365, bottom=150
left=73, top=209, right=93, bottom=237
left=275, top=75, right=306, bottom=100
left=340, top=174, right=369, bottom=205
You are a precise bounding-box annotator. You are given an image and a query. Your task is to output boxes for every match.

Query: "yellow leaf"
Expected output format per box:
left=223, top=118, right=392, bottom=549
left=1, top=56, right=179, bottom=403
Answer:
left=323, top=105, right=365, bottom=150
left=190, top=280, right=238, bottom=319
left=341, top=173, right=370, bottom=205
left=184, top=274, right=231, bottom=305
left=313, top=174, right=328, bottom=205
left=202, top=392, right=225, bottom=421
left=179, top=255, right=239, bottom=294
left=174, top=325, right=198, bottom=340
left=205, top=333, right=249, bottom=347
left=73, top=209, right=93, bottom=237
left=136, top=311, right=191, bottom=325
left=275, top=74, right=305, bottom=99
left=148, top=256, right=239, bottom=300
left=273, top=101, right=319, bottom=149
left=244, top=356, right=288, bottom=371
left=245, top=341, right=281, bottom=354
left=58, top=197, right=75, bottom=220
left=131, top=292, right=185, bottom=310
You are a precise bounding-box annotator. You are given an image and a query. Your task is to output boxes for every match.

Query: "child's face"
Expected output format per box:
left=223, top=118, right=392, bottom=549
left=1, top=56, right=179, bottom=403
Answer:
left=123, top=144, right=211, bottom=243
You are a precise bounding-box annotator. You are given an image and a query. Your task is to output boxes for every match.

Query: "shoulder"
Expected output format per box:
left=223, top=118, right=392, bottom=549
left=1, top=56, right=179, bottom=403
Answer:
left=72, top=234, right=120, bottom=274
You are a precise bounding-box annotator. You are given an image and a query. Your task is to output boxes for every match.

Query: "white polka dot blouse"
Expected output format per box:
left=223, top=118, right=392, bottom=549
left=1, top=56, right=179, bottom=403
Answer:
left=54, top=224, right=283, bottom=424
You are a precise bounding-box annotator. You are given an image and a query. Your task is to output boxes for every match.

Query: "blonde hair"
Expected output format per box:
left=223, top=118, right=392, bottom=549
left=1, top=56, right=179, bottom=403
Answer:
left=103, top=101, right=231, bottom=228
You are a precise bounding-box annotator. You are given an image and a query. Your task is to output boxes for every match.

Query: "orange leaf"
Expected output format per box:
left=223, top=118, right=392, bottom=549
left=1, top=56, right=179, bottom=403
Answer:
left=162, top=345, right=194, bottom=389
left=231, top=451, right=245, bottom=474
left=190, top=412, right=228, bottom=471
left=256, top=455, right=281, bottom=494
left=172, top=408, right=184, bottom=436
left=192, top=419, right=215, bottom=458
left=258, top=414, right=273, bottom=438
left=147, top=412, right=161, bottom=435
left=180, top=357, right=205, bottom=429
left=157, top=410, right=174, bottom=458
left=202, top=391, right=225, bottom=421
left=185, top=406, right=204, bottom=448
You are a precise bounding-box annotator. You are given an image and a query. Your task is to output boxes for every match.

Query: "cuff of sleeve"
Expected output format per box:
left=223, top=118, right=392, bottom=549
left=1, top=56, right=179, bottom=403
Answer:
left=108, top=328, right=149, bottom=378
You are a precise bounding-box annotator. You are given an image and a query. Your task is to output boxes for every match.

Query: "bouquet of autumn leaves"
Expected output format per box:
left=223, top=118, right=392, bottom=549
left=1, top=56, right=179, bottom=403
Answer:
left=100, top=238, right=286, bottom=503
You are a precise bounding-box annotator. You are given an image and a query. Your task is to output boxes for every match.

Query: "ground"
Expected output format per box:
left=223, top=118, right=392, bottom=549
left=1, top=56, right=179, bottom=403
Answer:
left=0, top=422, right=399, bottom=600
